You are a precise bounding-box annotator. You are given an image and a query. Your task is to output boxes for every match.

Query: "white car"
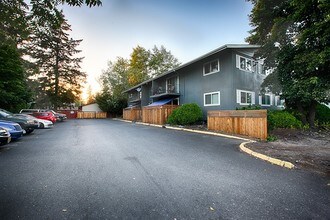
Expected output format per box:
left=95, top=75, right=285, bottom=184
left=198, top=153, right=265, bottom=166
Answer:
left=36, top=118, right=53, bottom=129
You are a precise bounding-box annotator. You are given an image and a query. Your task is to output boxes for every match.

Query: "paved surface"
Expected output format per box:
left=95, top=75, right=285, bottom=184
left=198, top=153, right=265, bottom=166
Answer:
left=0, top=119, right=329, bottom=219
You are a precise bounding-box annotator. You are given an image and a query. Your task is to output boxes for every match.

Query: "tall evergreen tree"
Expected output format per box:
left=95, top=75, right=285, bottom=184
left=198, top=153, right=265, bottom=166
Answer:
left=0, top=0, right=32, bottom=112
left=28, top=6, right=86, bottom=109
left=0, top=0, right=29, bottom=45
left=0, top=43, right=32, bottom=112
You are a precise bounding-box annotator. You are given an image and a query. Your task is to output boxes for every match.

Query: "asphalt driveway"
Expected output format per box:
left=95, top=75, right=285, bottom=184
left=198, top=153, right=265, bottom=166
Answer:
left=0, top=119, right=329, bottom=219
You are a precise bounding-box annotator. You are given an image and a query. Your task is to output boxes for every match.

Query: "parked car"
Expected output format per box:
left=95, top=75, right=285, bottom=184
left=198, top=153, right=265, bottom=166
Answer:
left=40, top=110, right=67, bottom=122
left=37, top=118, right=54, bottom=128
left=14, top=114, right=39, bottom=128
left=0, top=120, right=24, bottom=140
left=32, top=112, right=56, bottom=123
left=0, top=126, right=11, bottom=145
left=15, top=114, right=53, bottom=129
left=0, top=109, right=37, bottom=134
left=20, top=109, right=67, bottom=122
left=19, top=109, right=41, bottom=115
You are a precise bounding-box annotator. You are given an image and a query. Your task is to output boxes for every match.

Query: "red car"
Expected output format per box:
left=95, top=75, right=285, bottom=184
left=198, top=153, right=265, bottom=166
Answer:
left=33, top=112, right=57, bottom=123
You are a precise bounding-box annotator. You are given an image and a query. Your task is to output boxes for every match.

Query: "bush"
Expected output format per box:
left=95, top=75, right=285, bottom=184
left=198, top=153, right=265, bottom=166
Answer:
left=315, top=103, right=330, bottom=125
left=268, top=110, right=303, bottom=130
left=236, top=105, right=261, bottom=110
left=167, top=103, right=203, bottom=125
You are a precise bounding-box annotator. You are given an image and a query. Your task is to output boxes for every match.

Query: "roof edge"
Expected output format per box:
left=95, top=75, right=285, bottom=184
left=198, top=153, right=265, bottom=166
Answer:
left=123, top=44, right=260, bottom=93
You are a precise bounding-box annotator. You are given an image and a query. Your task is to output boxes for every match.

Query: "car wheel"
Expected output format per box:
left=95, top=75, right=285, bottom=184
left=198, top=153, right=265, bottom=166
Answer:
left=26, top=129, right=34, bottom=134
left=40, top=123, right=44, bottom=128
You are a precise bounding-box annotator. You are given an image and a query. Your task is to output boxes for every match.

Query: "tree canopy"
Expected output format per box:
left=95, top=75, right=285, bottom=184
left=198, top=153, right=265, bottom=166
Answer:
left=247, top=0, right=330, bottom=127
left=0, top=0, right=101, bottom=111
left=96, top=45, right=180, bottom=115
left=27, top=7, right=86, bottom=109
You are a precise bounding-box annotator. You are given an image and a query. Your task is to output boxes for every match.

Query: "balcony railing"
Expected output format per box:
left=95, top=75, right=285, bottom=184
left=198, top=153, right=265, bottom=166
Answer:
left=152, top=85, right=179, bottom=96
left=128, top=94, right=141, bottom=102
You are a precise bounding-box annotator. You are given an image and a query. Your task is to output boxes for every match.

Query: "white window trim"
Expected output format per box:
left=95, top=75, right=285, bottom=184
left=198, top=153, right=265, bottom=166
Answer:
left=204, top=91, right=220, bottom=106
left=236, top=89, right=255, bottom=105
left=166, top=76, right=179, bottom=93
left=236, top=55, right=255, bottom=73
left=275, top=95, right=285, bottom=107
left=259, top=93, right=273, bottom=106
left=203, top=59, right=220, bottom=76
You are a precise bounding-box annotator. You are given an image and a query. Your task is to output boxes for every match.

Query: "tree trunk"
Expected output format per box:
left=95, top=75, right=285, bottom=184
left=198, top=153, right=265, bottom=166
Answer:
left=307, top=100, right=317, bottom=129
left=297, top=102, right=308, bottom=125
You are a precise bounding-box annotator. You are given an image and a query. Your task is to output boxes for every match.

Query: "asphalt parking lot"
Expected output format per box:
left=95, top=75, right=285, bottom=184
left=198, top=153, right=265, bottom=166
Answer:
left=0, top=119, right=329, bottom=219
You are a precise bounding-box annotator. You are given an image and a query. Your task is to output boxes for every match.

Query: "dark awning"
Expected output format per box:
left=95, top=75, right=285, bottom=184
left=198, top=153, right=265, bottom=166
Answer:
left=147, top=98, right=174, bottom=107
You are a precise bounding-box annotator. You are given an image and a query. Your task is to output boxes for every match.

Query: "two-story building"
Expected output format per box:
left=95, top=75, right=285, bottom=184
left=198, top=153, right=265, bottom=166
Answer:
left=124, top=44, right=283, bottom=117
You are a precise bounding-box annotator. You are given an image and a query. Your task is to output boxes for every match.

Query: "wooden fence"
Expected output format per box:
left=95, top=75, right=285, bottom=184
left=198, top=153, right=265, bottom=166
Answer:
left=77, top=111, right=107, bottom=119
left=207, top=110, right=267, bottom=140
left=123, top=107, right=142, bottom=121
left=142, top=105, right=178, bottom=125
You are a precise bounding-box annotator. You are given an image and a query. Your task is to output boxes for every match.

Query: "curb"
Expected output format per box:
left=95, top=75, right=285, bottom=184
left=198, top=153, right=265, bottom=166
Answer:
left=239, top=142, right=295, bottom=169
left=113, top=118, right=295, bottom=169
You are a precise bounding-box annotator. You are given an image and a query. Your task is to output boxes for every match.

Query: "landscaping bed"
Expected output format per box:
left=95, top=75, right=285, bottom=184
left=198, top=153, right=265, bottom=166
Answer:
left=246, top=129, right=330, bottom=177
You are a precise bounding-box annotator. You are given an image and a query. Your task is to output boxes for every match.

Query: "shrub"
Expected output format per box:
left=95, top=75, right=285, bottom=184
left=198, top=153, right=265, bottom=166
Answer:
left=315, top=103, right=330, bottom=125
left=167, top=103, right=203, bottom=125
left=268, top=110, right=303, bottom=130
left=236, top=105, right=261, bottom=110
left=267, top=135, right=278, bottom=142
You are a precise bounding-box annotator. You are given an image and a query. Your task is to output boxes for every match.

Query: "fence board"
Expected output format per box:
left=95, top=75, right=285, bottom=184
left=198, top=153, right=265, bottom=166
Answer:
left=142, top=105, right=178, bottom=125
left=207, top=110, right=267, bottom=140
left=123, top=108, right=142, bottom=121
left=96, top=112, right=107, bottom=118
left=77, top=111, right=107, bottom=119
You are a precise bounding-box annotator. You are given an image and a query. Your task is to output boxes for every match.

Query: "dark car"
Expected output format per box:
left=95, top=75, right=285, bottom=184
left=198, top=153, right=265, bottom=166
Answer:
left=14, top=114, right=40, bottom=128
left=0, top=126, right=11, bottom=145
left=0, top=109, right=38, bottom=134
left=0, top=120, right=24, bottom=140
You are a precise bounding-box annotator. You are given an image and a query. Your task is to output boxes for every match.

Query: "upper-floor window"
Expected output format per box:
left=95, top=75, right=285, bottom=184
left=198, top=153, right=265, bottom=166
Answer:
left=236, top=55, right=253, bottom=72
left=236, top=89, right=255, bottom=105
left=203, top=59, right=219, bottom=76
left=166, top=76, right=179, bottom=93
left=204, top=91, right=220, bottom=106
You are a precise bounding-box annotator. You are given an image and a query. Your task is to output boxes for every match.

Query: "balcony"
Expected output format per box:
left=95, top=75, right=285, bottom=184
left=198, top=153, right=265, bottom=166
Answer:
left=151, top=84, right=180, bottom=98
left=128, top=93, right=141, bottom=104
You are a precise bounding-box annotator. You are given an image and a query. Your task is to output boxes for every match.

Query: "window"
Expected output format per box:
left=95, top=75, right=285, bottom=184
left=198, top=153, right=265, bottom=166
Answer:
left=166, top=76, right=179, bottom=93
left=259, top=94, right=272, bottom=106
left=203, top=59, right=219, bottom=76
left=265, top=68, right=275, bottom=75
left=204, top=91, right=220, bottom=106
left=236, top=55, right=256, bottom=72
left=275, top=96, right=285, bottom=107
left=236, top=90, right=255, bottom=105
left=172, top=98, right=179, bottom=105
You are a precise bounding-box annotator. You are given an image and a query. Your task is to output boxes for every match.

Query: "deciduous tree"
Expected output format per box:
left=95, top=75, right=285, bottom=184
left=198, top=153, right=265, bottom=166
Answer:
left=247, top=0, right=330, bottom=127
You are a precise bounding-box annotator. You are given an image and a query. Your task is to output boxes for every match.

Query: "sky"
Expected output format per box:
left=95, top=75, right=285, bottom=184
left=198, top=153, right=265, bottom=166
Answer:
left=60, top=0, right=253, bottom=97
